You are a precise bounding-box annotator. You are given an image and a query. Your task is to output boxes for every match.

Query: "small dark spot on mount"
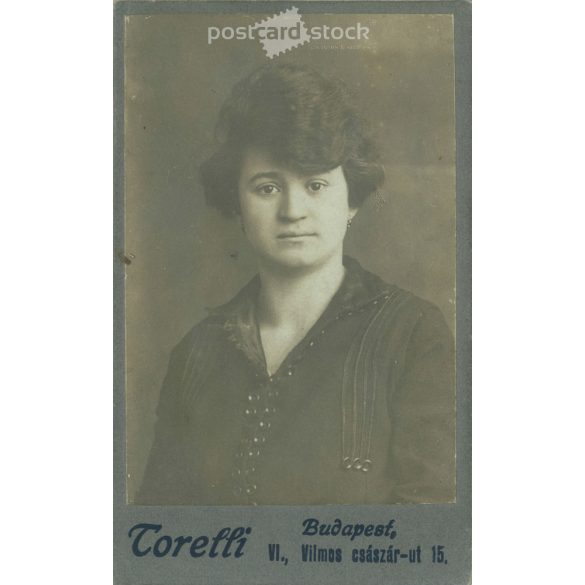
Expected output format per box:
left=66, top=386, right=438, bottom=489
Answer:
left=229, top=251, right=239, bottom=260
left=438, top=155, right=443, bottom=161
left=143, top=126, right=146, bottom=130
left=117, top=251, right=135, bottom=265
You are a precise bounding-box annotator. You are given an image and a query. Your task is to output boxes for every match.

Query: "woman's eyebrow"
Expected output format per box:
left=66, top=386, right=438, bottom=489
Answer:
left=247, top=171, right=282, bottom=185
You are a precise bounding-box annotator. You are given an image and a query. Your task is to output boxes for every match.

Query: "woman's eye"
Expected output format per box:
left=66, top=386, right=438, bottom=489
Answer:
left=256, top=184, right=279, bottom=195
left=308, top=181, right=326, bottom=193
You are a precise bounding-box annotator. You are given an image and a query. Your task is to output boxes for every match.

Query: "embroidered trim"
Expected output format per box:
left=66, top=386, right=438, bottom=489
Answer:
left=341, top=289, right=402, bottom=472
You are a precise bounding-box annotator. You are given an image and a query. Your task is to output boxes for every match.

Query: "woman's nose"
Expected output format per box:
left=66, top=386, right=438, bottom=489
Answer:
left=278, top=185, right=308, bottom=222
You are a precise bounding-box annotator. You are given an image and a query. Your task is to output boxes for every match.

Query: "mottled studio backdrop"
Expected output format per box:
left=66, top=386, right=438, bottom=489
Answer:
left=124, top=13, right=455, bottom=502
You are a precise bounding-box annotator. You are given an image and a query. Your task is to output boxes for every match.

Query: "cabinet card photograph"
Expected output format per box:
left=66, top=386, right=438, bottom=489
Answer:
left=115, top=1, right=470, bottom=583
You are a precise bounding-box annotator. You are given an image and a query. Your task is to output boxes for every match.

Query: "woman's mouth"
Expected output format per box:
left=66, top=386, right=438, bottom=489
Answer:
left=277, top=232, right=318, bottom=239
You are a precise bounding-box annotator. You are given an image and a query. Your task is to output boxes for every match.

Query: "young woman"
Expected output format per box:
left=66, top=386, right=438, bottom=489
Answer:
left=137, top=64, right=455, bottom=505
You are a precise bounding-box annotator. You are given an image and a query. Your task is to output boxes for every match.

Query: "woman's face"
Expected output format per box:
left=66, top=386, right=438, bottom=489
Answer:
left=238, top=148, right=356, bottom=272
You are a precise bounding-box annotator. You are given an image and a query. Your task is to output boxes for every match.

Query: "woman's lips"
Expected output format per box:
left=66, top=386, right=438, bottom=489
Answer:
left=277, top=232, right=317, bottom=239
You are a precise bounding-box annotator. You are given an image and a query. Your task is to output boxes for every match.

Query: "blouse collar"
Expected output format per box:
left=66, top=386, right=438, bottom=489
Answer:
left=208, top=255, right=394, bottom=322
left=207, top=257, right=396, bottom=377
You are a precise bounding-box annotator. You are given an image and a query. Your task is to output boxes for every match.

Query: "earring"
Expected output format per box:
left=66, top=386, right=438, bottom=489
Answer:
left=347, top=218, right=353, bottom=229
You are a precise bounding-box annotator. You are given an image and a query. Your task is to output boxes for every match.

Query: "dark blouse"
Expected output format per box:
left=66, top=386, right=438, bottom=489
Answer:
left=136, top=257, right=455, bottom=506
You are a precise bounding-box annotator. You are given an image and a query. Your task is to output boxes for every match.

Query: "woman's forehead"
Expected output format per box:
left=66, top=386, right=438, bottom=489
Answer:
left=240, top=147, right=280, bottom=171
left=239, top=147, right=340, bottom=180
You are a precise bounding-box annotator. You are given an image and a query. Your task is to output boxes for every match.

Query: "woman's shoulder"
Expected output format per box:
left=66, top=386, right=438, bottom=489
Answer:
left=372, top=280, right=454, bottom=360
left=172, top=314, right=224, bottom=353
left=345, top=257, right=450, bottom=332
left=168, top=276, right=258, bottom=363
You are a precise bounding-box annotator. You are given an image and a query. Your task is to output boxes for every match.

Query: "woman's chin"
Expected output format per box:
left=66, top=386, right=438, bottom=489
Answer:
left=259, top=249, right=339, bottom=274
left=268, top=256, right=315, bottom=271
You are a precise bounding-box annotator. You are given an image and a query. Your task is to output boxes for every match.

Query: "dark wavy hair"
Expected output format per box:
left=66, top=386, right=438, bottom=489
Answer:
left=200, top=64, right=385, bottom=216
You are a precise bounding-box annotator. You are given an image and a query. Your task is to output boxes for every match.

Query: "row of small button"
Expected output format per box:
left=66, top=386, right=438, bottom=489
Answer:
left=343, top=456, right=373, bottom=473
left=232, top=377, right=283, bottom=503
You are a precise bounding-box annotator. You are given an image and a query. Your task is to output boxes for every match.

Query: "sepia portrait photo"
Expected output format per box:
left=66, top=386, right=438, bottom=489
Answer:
left=123, top=8, right=457, bottom=507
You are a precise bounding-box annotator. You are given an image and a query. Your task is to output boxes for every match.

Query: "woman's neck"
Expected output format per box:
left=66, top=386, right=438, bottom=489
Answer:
left=256, top=255, right=346, bottom=330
